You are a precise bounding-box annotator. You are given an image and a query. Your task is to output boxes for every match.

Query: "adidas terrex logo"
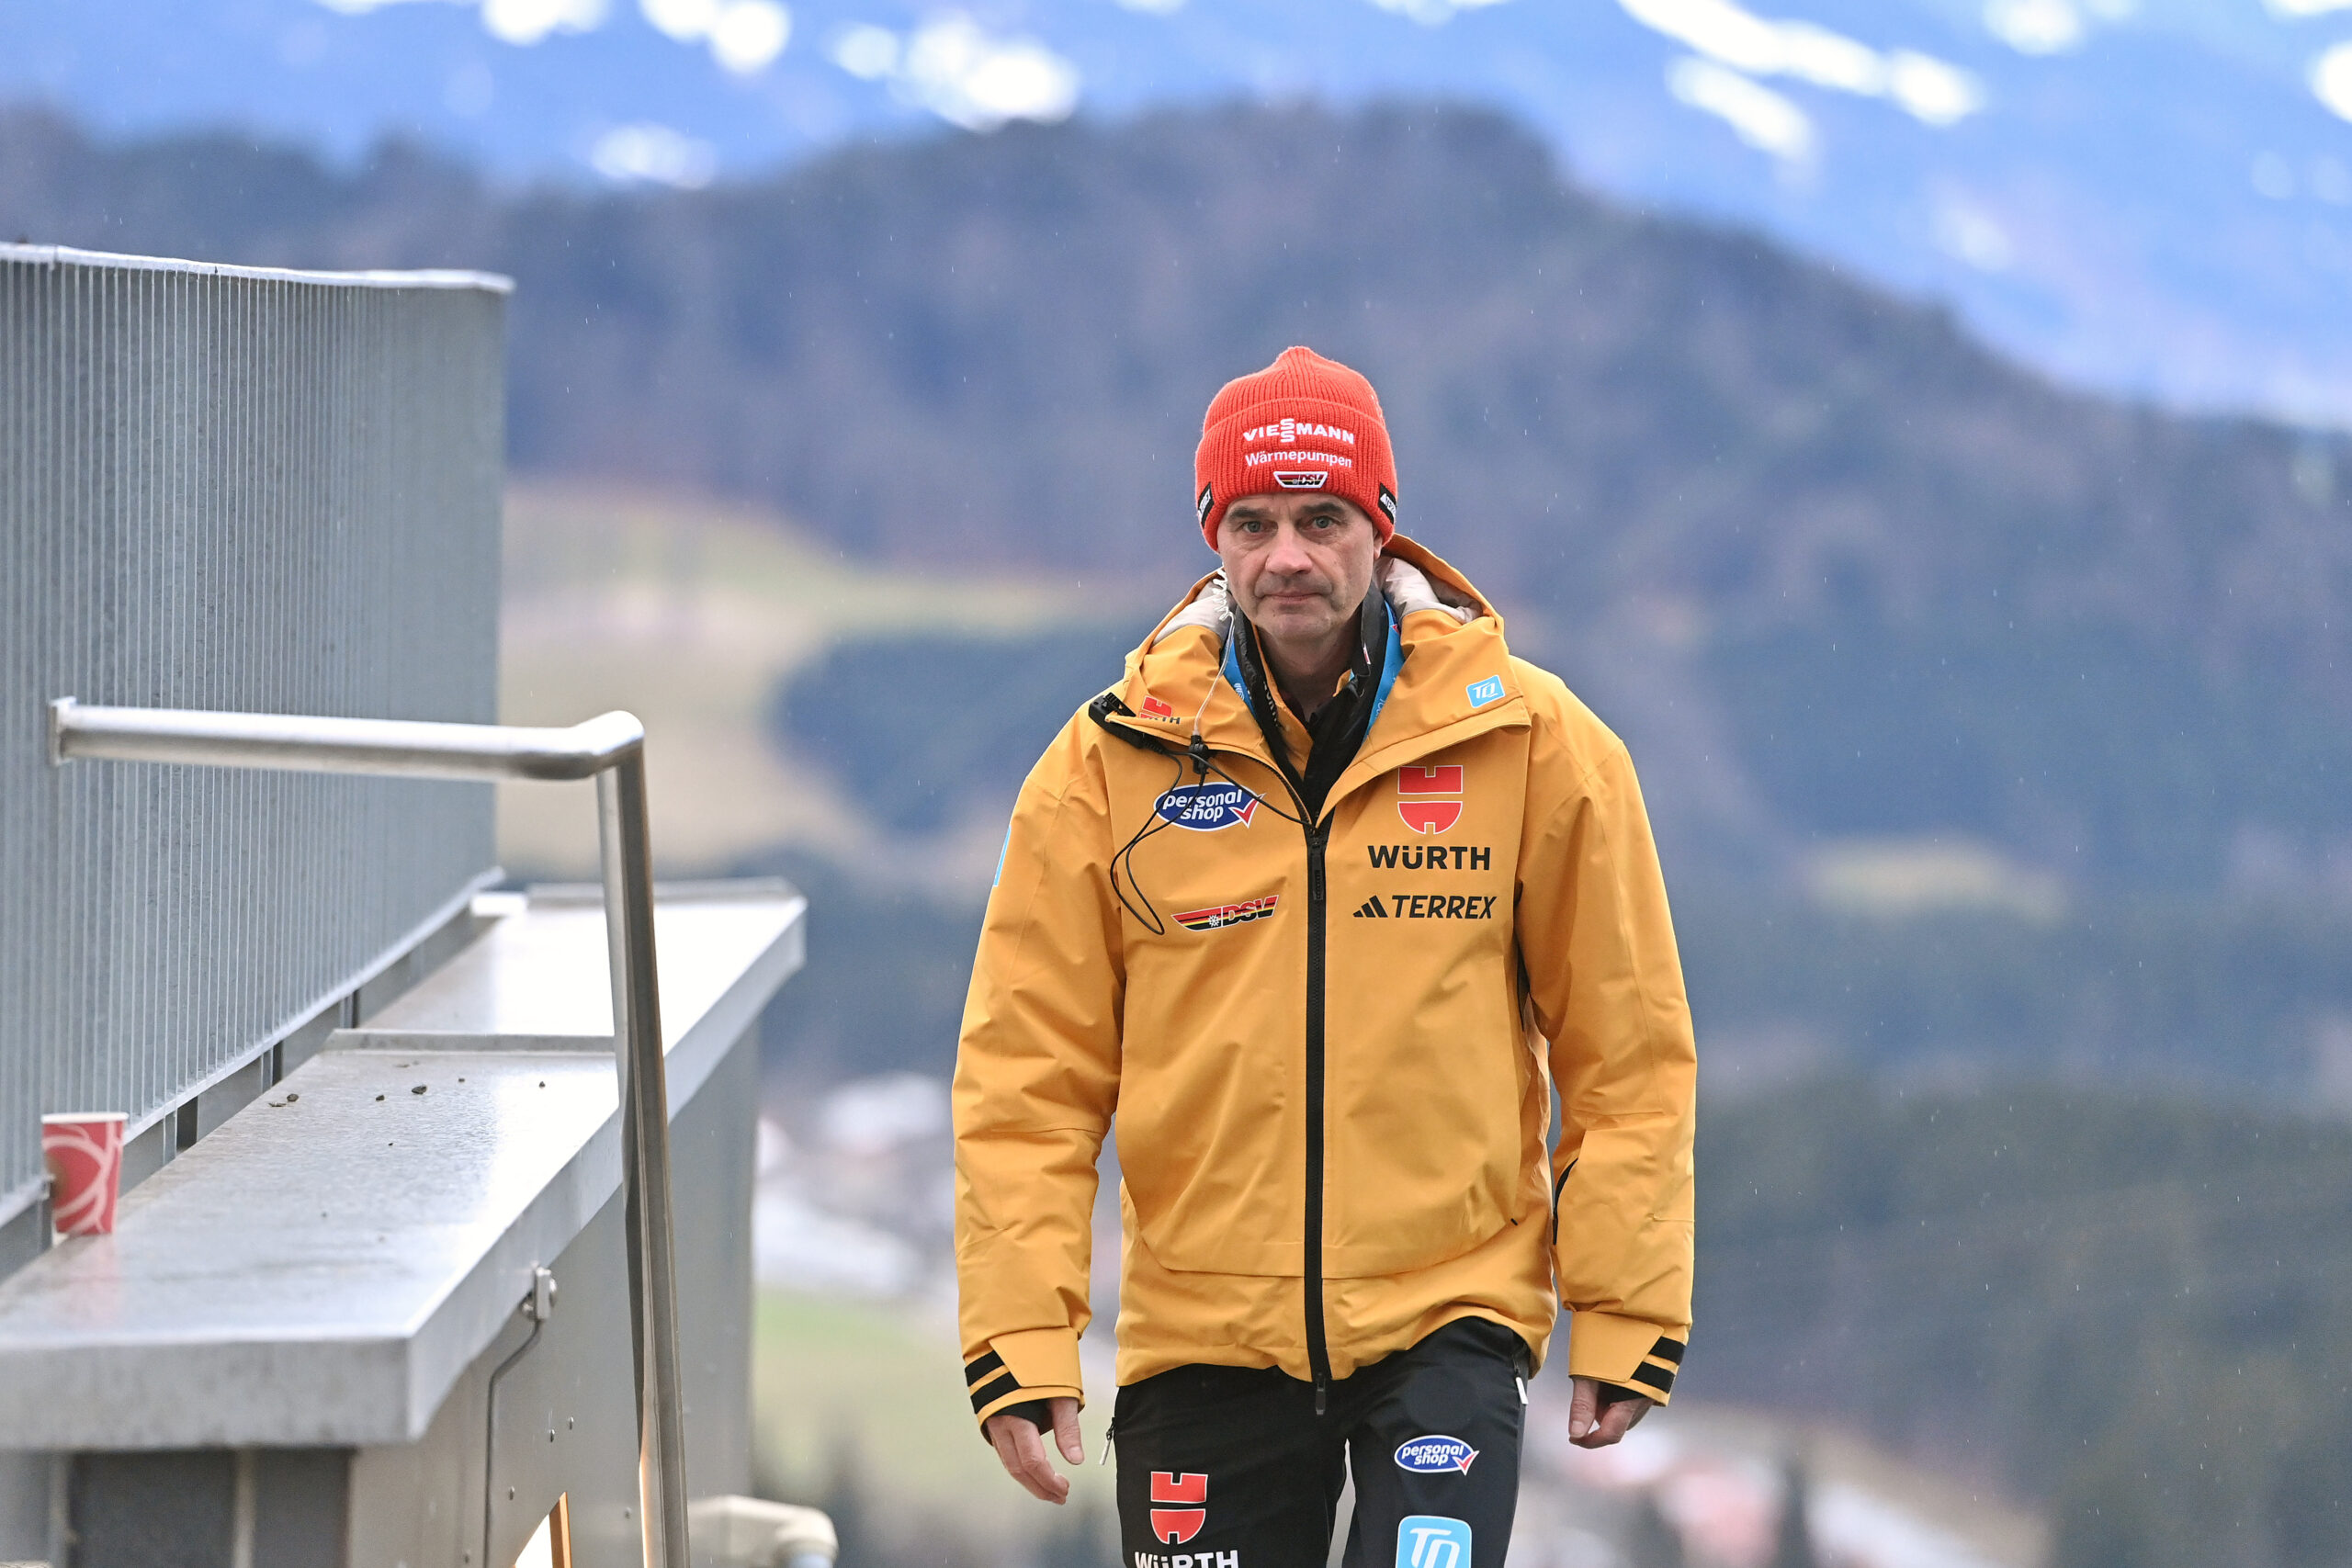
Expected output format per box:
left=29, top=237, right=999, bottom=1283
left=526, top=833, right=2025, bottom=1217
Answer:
left=1243, top=418, right=1356, bottom=446
left=1353, top=895, right=1499, bottom=920
left=1368, top=844, right=1491, bottom=870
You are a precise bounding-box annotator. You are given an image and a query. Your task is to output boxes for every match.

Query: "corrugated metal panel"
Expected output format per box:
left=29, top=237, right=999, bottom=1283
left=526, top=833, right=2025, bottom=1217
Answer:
left=0, top=244, right=510, bottom=1220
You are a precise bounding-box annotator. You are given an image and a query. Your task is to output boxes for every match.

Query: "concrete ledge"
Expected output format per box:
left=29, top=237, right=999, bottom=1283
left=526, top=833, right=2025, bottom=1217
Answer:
left=0, top=883, right=805, bottom=1450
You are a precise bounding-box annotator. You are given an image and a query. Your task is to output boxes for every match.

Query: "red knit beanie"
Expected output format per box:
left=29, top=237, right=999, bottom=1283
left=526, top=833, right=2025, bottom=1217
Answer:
left=1193, top=346, right=1397, bottom=550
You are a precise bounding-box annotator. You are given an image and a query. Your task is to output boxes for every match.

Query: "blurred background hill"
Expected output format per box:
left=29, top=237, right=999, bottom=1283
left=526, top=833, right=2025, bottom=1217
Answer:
left=9, top=0, right=2352, bottom=423
left=13, top=97, right=2352, bottom=1089
left=10, top=25, right=2352, bottom=1565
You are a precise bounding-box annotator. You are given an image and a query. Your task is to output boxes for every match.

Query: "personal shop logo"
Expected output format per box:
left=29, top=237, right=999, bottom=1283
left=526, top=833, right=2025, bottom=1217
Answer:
left=1156, top=782, right=1260, bottom=830
left=1396, top=765, right=1464, bottom=835
left=1151, top=1472, right=1208, bottom=1545
left=1394, top=1435, right=1479, bottom=1475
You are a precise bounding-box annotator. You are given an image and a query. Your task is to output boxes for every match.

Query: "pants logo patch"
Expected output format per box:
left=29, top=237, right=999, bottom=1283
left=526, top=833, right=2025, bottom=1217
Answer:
left=1395, top=1435, right=1479, bottom=1474
left=1398, top=1517, right=1472, bottom=1568
left=1150, top=1472, right=1207, bottom=1545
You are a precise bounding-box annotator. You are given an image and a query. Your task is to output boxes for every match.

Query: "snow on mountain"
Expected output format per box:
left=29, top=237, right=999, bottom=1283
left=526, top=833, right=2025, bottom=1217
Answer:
left=5, top=0, right=2351, bottom=420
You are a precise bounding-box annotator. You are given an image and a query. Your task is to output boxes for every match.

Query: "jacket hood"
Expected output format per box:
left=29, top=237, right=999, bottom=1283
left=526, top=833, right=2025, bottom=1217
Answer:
left=1109, top=535, right=1523, bottom=779
left=1136, top=534, right=1498, bottom=652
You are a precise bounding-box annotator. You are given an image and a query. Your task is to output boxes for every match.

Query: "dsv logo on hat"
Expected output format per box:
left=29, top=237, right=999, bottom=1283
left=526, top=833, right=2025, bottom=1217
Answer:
left=1394, top=1435, right=1479, bottom=1474
left=1156, top=782, right=1260, bottom=830
left=1151, top=1472, right=1208, bottom=1545
left=1272, top=470, right=1329, bottom=489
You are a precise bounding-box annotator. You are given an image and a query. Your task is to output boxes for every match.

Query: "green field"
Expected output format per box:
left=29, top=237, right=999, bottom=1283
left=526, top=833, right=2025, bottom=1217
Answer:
left=752, top=1292, right=1117, bottom=1559
left=496, top=483, right=1138, bottom=881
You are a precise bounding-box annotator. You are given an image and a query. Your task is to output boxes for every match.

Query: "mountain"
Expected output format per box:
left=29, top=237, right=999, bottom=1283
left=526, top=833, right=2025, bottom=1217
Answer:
left=5, top=0, right=2352, bottom=424
left=8, top=98, right=2352, bottom=899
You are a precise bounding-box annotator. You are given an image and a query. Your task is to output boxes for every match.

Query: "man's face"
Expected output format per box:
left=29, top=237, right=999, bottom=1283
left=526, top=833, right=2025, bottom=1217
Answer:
left=1216, top=492, right=1381, bottom=650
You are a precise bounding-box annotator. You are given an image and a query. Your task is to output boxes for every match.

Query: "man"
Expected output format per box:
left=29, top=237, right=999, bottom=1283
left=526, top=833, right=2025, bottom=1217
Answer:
left=954, top=347, right=1696, bottom=1568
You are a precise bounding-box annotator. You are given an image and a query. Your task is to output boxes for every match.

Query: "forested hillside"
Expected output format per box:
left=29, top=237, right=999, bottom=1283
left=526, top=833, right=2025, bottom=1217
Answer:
left=1699, top=1081, right=2352, bottom=1568
left=14, top=96, right=2352, bottom=1566
left=10, top=99, right=2349, bottom=897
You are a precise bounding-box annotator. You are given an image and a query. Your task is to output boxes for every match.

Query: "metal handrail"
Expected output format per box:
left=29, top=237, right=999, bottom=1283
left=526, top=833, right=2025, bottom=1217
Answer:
left=48, top=697, right=692, bottom=1568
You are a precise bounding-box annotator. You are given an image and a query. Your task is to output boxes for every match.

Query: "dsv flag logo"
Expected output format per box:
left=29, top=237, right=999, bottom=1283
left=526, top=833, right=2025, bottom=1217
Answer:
left=1151, top=1472, right=1207, bottom=1544
left=1396, top=765, right=1464, bottom=835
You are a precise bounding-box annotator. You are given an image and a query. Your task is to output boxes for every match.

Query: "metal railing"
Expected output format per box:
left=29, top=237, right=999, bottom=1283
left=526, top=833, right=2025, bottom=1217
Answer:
left=2, top=245, right=507, bottom=1223
left=48, top=698, right=692, bottom=1568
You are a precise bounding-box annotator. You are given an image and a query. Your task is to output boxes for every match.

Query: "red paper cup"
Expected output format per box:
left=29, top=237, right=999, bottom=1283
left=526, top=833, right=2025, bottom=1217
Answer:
left=42, top=1113, right=129, bottom=1236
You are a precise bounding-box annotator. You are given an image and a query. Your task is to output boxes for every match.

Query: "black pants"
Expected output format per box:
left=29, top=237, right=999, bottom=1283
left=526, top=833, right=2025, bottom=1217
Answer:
left=1112, top=1318, right=1528, bottom=1568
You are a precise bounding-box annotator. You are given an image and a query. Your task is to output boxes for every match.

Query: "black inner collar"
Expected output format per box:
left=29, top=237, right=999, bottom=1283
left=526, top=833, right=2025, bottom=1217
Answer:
left=1233, top=590, right=1388, bottom=822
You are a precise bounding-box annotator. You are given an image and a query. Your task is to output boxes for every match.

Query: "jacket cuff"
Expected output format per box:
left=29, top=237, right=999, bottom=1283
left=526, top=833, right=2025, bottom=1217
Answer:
left=1566, top=1309, right=1686, bottom=1405
left=967, top=1327, right=1085, bottom=1431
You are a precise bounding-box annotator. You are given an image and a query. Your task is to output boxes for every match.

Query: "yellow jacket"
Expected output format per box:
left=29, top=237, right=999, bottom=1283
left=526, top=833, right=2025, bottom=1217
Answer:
left=954, top=538, right=1695, bottom=1430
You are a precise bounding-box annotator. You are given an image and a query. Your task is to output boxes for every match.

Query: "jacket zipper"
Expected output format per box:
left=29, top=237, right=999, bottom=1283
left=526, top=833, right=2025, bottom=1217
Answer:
left=1140, top=682, right=1339, bottom=1415
left=1550, top=1157, right=1577, bottom=1244
left=1304, top=818, right=1332, bottom=1415
left=1175, top=718, right=1336, bottom=1414
left=1099, top=702, right=1515, bottom=1417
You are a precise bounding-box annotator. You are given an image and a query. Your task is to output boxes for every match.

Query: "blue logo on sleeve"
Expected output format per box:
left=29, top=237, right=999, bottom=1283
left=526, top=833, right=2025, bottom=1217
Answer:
left=1154, top=781, right=1261, bottom=830
left=1465, top=676, right=1505, bottom=709
left=1397, top=1517, right=1472, bottom=1568
left=1394, top=1435, right=1479, bottom=1474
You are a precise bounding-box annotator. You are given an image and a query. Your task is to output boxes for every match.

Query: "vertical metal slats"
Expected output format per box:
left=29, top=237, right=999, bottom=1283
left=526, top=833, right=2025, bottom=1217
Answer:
left=0, top=244, right=510, bottom=1220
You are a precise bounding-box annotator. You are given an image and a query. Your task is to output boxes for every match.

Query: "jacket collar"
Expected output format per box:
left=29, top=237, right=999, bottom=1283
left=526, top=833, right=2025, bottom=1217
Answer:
left=1108, top=535, right=1528, bottom=816
left=1228, top=589, right=1396, bottom=819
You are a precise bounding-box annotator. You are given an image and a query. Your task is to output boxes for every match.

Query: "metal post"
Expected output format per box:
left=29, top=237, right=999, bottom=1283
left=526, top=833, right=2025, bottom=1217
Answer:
left=48, top=699, right=693, bottom=1568
left=599, top=754, right=690, bottom=1568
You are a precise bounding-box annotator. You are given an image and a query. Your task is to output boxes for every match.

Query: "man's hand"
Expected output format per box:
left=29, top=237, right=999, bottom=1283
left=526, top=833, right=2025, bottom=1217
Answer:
left=985, top=1397, right=1084, bottom=1503
left=1567, top=1377, right=1655, bottom=1449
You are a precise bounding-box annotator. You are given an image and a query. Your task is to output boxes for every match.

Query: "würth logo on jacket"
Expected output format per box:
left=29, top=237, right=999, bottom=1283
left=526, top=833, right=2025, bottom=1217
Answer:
left=1396, top=765, right=1464, bottom=835
left=1151, top=1472, right=1208, bottom=1544
left=1175, top=896, right=1278, bottom=932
